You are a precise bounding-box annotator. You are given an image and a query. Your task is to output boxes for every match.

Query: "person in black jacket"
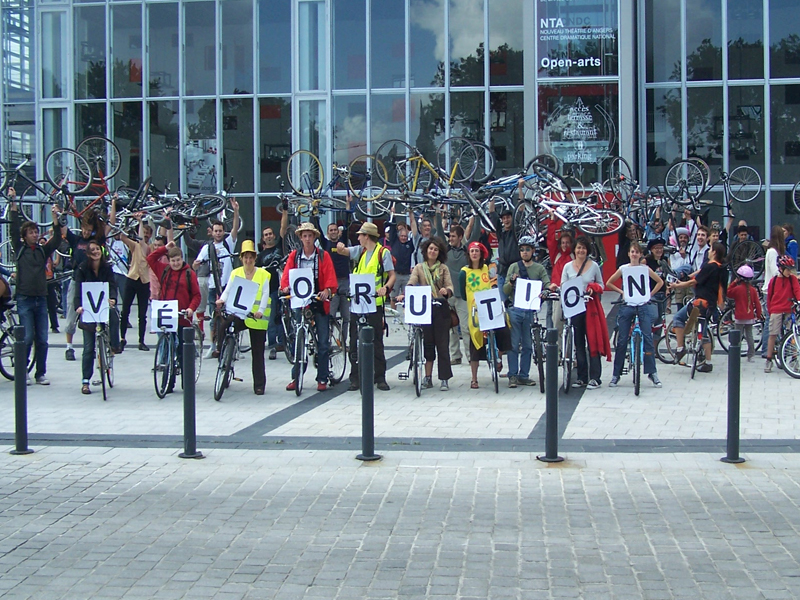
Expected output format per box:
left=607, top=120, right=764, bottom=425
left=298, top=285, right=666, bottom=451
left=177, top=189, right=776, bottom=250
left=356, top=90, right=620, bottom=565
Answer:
left=9, top=190, right=62, bottom=385
left=73, top=239, right=119, bottom=394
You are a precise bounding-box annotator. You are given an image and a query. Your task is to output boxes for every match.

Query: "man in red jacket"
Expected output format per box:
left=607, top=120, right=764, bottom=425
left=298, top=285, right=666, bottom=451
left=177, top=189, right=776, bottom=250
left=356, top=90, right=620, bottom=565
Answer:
left=280, top=222, right=338, bottom=392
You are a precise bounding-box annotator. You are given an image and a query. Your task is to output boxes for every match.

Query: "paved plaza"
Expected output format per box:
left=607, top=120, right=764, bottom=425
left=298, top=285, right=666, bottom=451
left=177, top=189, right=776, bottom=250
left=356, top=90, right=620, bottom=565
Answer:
left=2, top=318, right=800, bottom=599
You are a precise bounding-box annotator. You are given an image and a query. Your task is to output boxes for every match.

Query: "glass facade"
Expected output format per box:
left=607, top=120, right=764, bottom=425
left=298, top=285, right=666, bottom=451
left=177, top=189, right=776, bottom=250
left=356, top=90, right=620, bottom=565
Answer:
left=0, top=0, right=798, bottom=238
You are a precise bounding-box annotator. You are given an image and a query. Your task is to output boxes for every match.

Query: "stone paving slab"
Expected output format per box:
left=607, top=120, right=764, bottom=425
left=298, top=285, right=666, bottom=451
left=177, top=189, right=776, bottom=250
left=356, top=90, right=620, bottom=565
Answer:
left=2, top=448, right=800, bottom=599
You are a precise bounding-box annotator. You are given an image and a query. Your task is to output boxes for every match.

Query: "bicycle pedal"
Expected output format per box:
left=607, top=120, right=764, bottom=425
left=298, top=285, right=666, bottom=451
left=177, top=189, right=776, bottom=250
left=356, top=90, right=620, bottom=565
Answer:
left=233, top=377, right=243, bottom=382
left=398, top=373, right=409, bottom=380
left=91, top=379, right=101, bottom=386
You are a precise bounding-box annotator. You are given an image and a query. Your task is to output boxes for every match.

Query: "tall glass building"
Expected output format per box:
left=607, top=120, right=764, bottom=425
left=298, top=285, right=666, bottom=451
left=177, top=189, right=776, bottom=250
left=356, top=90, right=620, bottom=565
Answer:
left=1, top=0, right=798, bottom=237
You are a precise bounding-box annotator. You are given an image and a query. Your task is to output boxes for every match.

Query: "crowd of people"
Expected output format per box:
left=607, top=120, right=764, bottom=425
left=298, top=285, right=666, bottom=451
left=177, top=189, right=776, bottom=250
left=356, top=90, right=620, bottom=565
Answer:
left=3, top=184, right=799, bottom=397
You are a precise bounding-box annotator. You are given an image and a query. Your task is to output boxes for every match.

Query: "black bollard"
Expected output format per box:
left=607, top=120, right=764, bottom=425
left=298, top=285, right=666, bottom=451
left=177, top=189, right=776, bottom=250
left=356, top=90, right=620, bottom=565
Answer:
left=357, top=325, right=381, bottom=462
left=10, top=326, right=33, bottom=455
left=721, top=328, right=745, bottom=464
left=537, top=328, right=563, bottom=463
left=179, top=327, right=204, bottom=459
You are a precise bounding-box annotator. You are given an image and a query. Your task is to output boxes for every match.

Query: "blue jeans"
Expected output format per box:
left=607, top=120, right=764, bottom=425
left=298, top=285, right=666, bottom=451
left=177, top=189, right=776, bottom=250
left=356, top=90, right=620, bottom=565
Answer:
left=614, top=304, right=656, bottom=377
left=17, top=294, right=49, bottom=379
left=507, top=307, right=533, bottom=379
left=81, top=309, right=121, bottom=382
left=497, top=274, right=508, bottom=304
left=291, top=309, right=330, bottom=383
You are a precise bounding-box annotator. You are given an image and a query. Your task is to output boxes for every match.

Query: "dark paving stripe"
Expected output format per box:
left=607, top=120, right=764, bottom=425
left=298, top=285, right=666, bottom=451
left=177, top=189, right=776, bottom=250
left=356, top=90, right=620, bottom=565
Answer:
left=528, top=379, right=586, bottom=439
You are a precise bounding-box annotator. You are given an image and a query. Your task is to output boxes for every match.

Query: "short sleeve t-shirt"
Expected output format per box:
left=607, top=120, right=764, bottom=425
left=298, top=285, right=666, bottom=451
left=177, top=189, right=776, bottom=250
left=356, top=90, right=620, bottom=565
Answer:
left=196, top=234, right=236, bottom=290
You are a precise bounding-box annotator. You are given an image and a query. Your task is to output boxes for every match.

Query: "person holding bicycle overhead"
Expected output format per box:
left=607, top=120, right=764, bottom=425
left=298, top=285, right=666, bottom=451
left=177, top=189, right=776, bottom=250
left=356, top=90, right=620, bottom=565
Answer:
left=405, top=237, right=454, bottom=391
left=74, top=240, right=119, bottom=395
left=146, top=241, right=201, bottom=390
left=281, top=222, right=338, bottom=392
left=337, top=222, right=396, bottom=392
left=605, top=242, right=664, bottom=388
left=215, top=240, right=271, bottom=395
left=668, top=241, right=727, bottom=372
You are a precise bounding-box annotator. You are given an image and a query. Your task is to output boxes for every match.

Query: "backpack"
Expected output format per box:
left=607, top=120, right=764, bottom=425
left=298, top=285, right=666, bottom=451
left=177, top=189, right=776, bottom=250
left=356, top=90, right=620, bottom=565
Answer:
left=159, top=265, right=196, bottom=302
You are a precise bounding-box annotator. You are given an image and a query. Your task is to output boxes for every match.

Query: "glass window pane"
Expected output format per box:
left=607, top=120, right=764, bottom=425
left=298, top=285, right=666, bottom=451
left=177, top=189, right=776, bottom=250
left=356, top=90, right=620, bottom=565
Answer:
left=770, top=85, right=800, bottom=184
left=685, top=0, right=722, bottom=81
left=222, top=97, right=254, bottom=193
left=185, top=99, right=218, bottom=193
left=645, top=88, right=681, bottom=189
left=298, top=1, right=326, bottom=91
left=538, top=83, right=619, bottom=186
left=3, top=3, right=34, bottom=102
left=333, top=96, right=366, bottom=164
left=112, top=102, right=143, bottom=188
left=298, top=100, right=327, bottom=167
left=221, top=0, right=253, bottom=95
left=371, top=94, right=406, bottom=152
left=258, top=0, right=290, bottom=94
left=4, top=104, right=36, bottom=177
left=537, top=0, right=619, bottom=79
left=410, top=0, right=444, bottom=87
left=371, top=0, right=405, bottom=89
left=489, top=92, right=524, bottom=173
left=75, top=6, right=106, bottom=100
left=258, top=98, right=291, bottom=193
left=410, top=92, right=445, bottom=158
left=43, top=108, right=66, bottom=160
left=184, top=2, right=216, bottom=96
left=686, top=87, right=723, bottom=167
left=76, top=103, right=107, bottom=143
left=148, top=3, right=179, bottom=98
left=451, top=91, right=484, bottom=141
left=728, top=86, right=763, bottom=175
left=112, top=4, right=142, bottom=99
left=450, top=0, right=484, bottom=87
left=644, top=0, right=680, bottom=82
left=489, top=0, right=522, bottom=86
left=41, top=12, right=66, bottom=98
left=727, top=0, right=762, bottom=80
left=770, top=0, right=800, bottom=79
left=333, top=0, right=366, bottom=90
left=149, top=100, right=181, bottom=191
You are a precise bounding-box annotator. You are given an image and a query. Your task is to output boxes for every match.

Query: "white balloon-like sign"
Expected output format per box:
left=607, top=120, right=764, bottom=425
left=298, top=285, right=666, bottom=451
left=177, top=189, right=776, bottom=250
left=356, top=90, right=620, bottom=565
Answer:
left=289, top=268, right=315, bottom=309
left=560, top=277, right=587, bottom=319
left=150, top=300, right=179, bottom=333
left=225, top=276, right=260, bottom=319
left=513, top=279, right=543, bottom=311
left=404, top=286, right=432, bottom=325
left=81, top=282, right=110, bottom=324
left=349, top=274, right=376, bottom=315
left=473, top=288, right=506, bottom=330
left=621, top=265, right=651, bottom=306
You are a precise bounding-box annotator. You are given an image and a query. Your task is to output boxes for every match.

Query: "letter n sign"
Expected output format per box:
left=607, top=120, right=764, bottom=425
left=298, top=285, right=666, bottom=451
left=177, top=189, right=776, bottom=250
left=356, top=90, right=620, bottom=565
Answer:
left=622, top=265, right=651, bottom=305
left=404, top=286, right=431, bottom=325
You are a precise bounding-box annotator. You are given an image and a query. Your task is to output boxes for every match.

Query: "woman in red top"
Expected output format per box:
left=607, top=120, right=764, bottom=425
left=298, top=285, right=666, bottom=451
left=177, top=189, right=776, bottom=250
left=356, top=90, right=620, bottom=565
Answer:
left=765, top=255, right=800, bottom=373
left=726, top=265, right=763, bottom=361
left=146, top=242, right=202, bottom=330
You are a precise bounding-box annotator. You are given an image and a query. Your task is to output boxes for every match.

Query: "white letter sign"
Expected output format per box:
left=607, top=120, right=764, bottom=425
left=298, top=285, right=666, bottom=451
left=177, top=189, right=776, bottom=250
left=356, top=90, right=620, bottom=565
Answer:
left=404, top=286, right=432, bottom=325
left=473, top=288, right=506, bottom=330
left=622, top=265, right=651, bottom=306
left=513, top=279, right=543, bottom=312
left=289, top=268, right=314, bottom=308
left=81, top=282, right=110, bottom=323
left=349, top=274, right=376, bottom=315
left=226, top=276, right=259, bottom=319
left=560, top=277, right=587, bottom=319
left=150, top=300, right=179, bottom=333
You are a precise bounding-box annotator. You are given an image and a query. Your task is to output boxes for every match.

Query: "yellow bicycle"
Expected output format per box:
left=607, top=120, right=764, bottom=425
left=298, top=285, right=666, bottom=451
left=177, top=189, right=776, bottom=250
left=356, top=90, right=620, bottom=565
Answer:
left=374, top=137, right=478, bottom=192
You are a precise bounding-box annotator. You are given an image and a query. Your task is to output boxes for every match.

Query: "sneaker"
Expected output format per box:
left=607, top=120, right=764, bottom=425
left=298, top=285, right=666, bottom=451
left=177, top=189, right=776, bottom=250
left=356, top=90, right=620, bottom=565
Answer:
left=508, top=375, right=518, bottom=388
left=572, top=380, right=586, bottom=388
left=586, top=379, right=600, bottom=390
left=203, top=346, right=215, bottom=359
left=285, top=380, right=297, bottom=391
left=747, top=356, right=755, bottom=363
left=764, top=360, right=773, bottom=373
left=649, top=374, right=662, bottom=388
left=518, top=377, right=537, bottom=386
left=422, top=376, right=433, bottom=389
left=609, top=376, right=619, bottom=387
left=451, top=358, right=462, bottom=365
left=35, top=376, right=50, bottom=386
left=269, top=348, right=277, bottom=360
left=348, top=382, right=360, bottom=391
left=317, top=382, right=327, bottom=392
left=674, top=347, right=686, bottom=363
left=138, top=343, right=149, bottom=351
left=376, top=381, right=390, bottom=391
left=65, top=348, right=75, bottom=361
left=697, top=363, right=713, bottom=373
left=440, top=380, right=449, bottom=391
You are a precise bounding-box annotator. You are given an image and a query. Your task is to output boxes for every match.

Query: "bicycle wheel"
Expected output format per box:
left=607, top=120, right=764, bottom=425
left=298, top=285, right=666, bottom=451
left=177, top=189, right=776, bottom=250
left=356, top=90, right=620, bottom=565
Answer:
left=413, top=327, right=423, bottom=397
left=486, top=331, right=499, bottom=394
left=728, top=166, right=762, bottom=203
left=436, top=137, right=478, bottom=183
left=153, top=334, right=174, bottom=399
left=286, top=150, right=324, bottom=197
left=348, top=154, right=388, bottom=202
left=282, top=309, right=296, bottom=362
left=780, top=333, right=800, bottom=379
left=575, top=209, right=625, bottom=237
left=214, top=336, right=235, bottom=401
left=208, top=244, right=222, bottom=293
left=355, top=196, right=391, bottom=220
left=294, top=327, right=306, bottom=396
left=729, top=240, right=766, bottom=280
left=655, top=324, right=677, bottom=365
left=513, top=201, right=539, bottom=240
left=193, top=325, right=204, bottom=383
left=690, top=332, right=701, bottom=379
left=0, top=161, right=5, bottom=190
left=607, top=156, right=634, bottom=201
left=525, top=154, right=561, bottom=175
left=374, top=139, right=416, bottom=188
left=532, top=326, right=546, bottom=394
left=0, top=330, right=35, bottom=381
left=633, top=335, right=641, bottom=396
left=97, top=333, right=108, bottom=401
left=329, top=319, right=347, bottom=384
left=792, top=181, right=800, bottom=214
left=192, top=194, right=228, bottom=220
left=76, top=135, right=121, bottom=180
left=45, top=148, right=93, bottom=194
left=471, top=141, right=496, bottom=184
left=104, top=333, right=115, bottom=388
left=687, top=157, right=711, bottom=193
left=562, top=326, right=573, bottom=393
left=664, top=160, right=704, bottom=205
left=20, top=180, right=59, bottom=227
